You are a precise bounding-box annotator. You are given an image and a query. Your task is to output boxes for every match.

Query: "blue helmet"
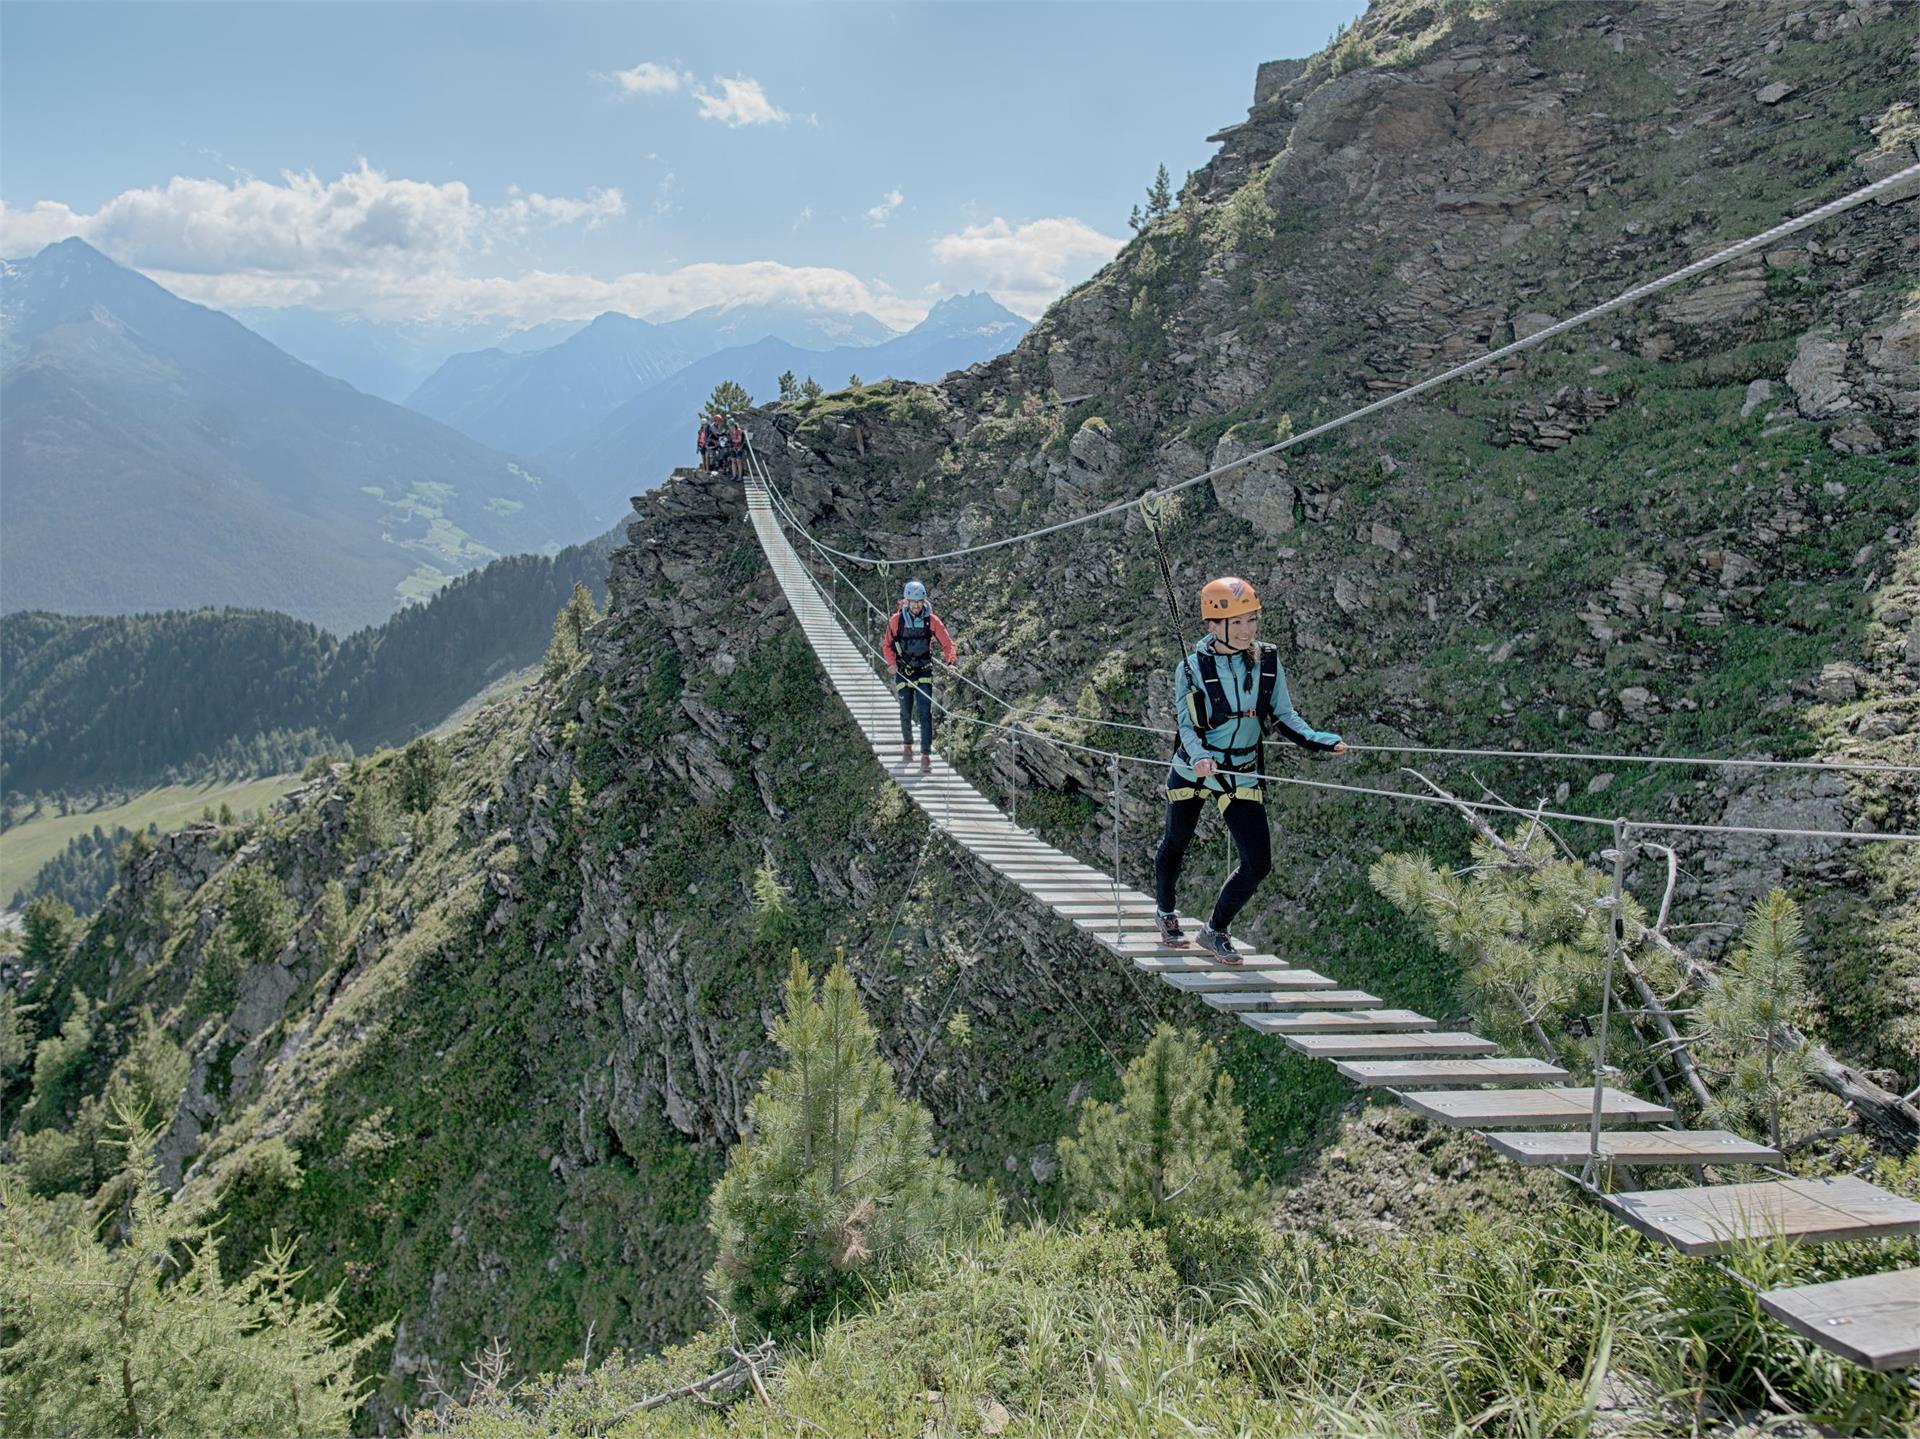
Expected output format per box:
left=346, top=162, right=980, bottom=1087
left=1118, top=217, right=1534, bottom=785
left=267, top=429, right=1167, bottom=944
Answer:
left=903, top=580, right=928, bottom=602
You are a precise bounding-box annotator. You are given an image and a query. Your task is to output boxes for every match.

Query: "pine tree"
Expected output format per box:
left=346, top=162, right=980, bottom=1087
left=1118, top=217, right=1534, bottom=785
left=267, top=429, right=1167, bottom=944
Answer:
left=706, top=953, right=983, bottom=1333
left=394, top=736, right=449, bottom=814
left=542, top=581, right=599, bottom=682
left=21, top=895, right=79, bottom=971
left=777, top=369, right=798, bottom=401
left=0, top=987, right=36, bottom=1087
left=1692, top=889, right=1813, bottom=1150
left=143, top=873, right=187, bottom=944
left=20, top=989, right=95, bottom=1134
left=1146, top=163, right=1173, bottom=218
left=1058, top=1024, right=1264, bottom=1226
left=1128, top=203, right=1145, bottom=234
left=704, top=380, right=752, bottom=421
left=225, top=864, right=295, bottom=970
left=750, top=858, right=793, bottom=947
left=800, top=376, right=824, bottom=401
left=0, top=1110, right=384, bottom=1436
left=316, top=880, right=353, bottom=965
left=345, top=773, right=394, bottom=856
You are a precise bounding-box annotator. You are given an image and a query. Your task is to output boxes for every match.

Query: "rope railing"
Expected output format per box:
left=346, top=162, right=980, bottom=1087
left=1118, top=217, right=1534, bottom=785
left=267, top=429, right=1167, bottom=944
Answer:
left=755, top=457, right=1920, bottom=784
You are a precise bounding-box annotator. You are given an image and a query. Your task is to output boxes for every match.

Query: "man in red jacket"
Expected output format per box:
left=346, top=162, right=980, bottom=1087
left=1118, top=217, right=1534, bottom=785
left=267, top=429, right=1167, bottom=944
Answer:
left=881, top=579, right=955, bottom=774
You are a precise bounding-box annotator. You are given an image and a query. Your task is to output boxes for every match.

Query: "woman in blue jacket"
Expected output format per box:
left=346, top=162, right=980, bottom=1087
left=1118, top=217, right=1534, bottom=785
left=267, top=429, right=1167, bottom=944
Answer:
left=1157, top=575, right=1345, bottom=964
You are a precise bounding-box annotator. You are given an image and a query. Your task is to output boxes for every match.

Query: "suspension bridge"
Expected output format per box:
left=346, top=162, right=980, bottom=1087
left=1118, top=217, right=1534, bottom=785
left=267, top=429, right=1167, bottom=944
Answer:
left=722, top=156, right=1920, bottom=1373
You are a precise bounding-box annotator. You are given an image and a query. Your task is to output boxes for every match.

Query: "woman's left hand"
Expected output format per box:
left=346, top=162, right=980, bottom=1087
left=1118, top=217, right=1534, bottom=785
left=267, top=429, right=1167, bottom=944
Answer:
left=1330, top=741, right=1348, bottom=754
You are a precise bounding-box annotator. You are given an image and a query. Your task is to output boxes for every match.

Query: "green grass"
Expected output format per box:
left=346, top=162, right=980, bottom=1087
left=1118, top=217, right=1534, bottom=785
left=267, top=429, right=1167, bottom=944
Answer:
left=0, top=775, right=302, bottom=905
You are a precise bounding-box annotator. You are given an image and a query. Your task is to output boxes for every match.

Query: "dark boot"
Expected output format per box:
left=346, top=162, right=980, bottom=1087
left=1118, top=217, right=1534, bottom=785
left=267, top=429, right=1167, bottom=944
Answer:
left=1197, top=925, right=1241, bottom=966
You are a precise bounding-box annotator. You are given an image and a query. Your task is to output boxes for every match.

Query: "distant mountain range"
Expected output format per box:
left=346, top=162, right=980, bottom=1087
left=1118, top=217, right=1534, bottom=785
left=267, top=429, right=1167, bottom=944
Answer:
left=230, top=308, right=587, bottom=403
left=403, top=303, right=897, bottom=461
left=545, top=291, right=1030, bottom=502
left=0, top=239, right=595, bottom=633
left=0, top=238, right=1026, bottom=633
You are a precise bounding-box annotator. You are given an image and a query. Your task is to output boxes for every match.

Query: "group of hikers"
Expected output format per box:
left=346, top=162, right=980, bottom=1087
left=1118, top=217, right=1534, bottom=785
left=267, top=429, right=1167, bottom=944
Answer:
left=697, top=414, right=748, bottom=478
left=878, top=573, right=1343, bottom=966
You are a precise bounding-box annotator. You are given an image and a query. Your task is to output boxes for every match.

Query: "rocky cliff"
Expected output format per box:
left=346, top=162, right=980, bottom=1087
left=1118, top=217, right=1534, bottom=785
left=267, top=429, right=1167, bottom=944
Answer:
left=8, top=0, right=1916, bottom=1424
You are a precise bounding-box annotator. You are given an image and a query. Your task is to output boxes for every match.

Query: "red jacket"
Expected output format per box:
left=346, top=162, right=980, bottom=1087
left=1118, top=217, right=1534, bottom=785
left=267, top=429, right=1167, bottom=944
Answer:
left=882, top=607, right=955, bottom=671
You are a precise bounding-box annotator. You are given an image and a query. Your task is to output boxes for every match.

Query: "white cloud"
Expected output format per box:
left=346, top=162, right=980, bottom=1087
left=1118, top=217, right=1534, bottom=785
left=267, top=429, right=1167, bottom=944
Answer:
left=793, top=204, right=814, bottom=231
left=495, top=186, right=625, bottom=231
left=651, top=169, right=678, bottom=220
left=2, top=165, right=933, bottom=331
left=610, top=61, right=688, bottom=96
left=0, top=165, right=629, bottom=278
left=930, top=215, right=1123, bottom=318
left=866, top=188, right=904, bottom=226
left=692, top=76, right=788, bottom=127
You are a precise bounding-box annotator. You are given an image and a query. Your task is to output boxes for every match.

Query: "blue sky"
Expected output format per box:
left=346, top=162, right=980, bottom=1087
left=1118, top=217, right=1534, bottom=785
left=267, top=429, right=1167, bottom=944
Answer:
left=2, top=1, right=1365, bottom=326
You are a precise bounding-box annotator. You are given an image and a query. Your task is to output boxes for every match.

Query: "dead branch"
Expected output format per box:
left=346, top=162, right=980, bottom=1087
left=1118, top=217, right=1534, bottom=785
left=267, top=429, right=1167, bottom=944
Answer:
left=1412, top=775, right=1920, bottom=1154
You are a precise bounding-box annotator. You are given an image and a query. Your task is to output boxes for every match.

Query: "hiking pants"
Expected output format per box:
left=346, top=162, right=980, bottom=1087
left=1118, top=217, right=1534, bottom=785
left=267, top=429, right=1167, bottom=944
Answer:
left=897, top=675, right=934, bottom=753
left=1154, top=785, right=1271, bottom=932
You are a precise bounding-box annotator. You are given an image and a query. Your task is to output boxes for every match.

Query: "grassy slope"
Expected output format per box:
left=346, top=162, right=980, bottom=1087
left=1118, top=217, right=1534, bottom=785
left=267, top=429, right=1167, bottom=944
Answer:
left=0, top=775, right=301, bottom=905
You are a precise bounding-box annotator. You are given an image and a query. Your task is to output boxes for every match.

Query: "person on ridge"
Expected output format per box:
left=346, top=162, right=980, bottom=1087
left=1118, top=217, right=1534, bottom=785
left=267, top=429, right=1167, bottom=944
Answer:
left=696, top=414, right=716, bottom=471
left=1157, top=575, right=1345, bottom=965
left=727, top=415, right=747, bottom=481
left=881, top=579, right=955, bottom=775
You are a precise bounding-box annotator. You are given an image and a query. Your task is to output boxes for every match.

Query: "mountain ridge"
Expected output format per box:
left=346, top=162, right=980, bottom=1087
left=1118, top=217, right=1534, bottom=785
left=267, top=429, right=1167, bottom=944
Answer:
left=0, top=239, right=598, bottom=632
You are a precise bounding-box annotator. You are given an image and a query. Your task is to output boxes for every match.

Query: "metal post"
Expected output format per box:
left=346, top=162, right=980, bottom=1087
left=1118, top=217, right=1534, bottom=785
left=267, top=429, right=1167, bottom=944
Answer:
left=1010, top=727, right=1020, bottom=832
left=1110, top=753, right=1123, bottom=948
left=1585, top=818, right=1628, bottom=1185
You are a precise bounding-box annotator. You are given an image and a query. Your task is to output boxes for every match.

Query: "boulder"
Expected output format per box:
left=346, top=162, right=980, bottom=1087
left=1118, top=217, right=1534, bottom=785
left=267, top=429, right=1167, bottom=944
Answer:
left=1785, top=331, right=1852, bottom=418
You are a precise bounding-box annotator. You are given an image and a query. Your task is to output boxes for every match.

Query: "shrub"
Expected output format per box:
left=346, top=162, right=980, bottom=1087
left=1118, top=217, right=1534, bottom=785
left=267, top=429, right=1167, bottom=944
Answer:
left=1058, top=1024, right=1266, bottom=1226
left=706, top=953, right=985, bottom=1333
left=0, top=1110, right=383, bottom=1436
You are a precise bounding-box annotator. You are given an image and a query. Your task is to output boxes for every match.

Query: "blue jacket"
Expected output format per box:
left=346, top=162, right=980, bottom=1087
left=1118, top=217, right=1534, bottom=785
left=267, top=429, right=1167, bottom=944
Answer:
left=1171, top=639, right=1340, bottom=788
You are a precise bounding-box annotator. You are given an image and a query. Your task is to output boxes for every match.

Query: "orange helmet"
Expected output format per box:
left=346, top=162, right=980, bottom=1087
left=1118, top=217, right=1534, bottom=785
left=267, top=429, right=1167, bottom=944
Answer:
left=1199, top=576, right=1260, bottom=621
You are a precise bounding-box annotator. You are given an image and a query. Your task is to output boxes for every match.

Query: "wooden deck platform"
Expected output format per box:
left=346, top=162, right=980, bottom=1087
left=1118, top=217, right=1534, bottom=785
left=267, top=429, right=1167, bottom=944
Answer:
left=1757, top=1271, right=1919, bottom=1371
left=1480, top=1129, right=1782, bottom=1167
left=1335, top=1058, right=1570, bottom=1088
left=1400, top=1087, right=1675, bottom=1129
left=1605, top=1178, right=1920, bottom=1256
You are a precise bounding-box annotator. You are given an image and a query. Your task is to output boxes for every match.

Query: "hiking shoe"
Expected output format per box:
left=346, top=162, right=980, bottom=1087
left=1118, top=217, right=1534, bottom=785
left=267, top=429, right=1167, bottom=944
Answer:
left=1197, top=925, right=1241, bottom=966
left=1155, top=911, right=1188, bottom=948
left=919, top=752, right=933, bottom=775
left=902, top=744, right=915, bottom=767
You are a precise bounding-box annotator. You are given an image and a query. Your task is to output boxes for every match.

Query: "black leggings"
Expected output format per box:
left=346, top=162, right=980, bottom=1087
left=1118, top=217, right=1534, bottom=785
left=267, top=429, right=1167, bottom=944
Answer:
left=1154, top=789, right=1271, bottom=932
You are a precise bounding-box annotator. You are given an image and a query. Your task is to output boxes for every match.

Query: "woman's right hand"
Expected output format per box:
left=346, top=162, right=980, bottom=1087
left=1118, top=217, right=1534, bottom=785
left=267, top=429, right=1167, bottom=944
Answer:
left=1193, top=758, right=1218, bottom=778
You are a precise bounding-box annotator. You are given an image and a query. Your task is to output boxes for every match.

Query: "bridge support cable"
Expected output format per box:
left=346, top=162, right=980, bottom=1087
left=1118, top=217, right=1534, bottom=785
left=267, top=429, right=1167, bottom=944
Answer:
left=790, top=162, right=1920, bottom=571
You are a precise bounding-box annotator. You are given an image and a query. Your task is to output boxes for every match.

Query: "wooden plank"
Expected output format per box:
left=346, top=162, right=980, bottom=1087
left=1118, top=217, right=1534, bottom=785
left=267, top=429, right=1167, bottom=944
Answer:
left=1201, top=989, right=1382, bottom=1011
left=1606, top=1178, right=1920, bottom=1257
left=1133, top=957, right=1326, bottom=983
left=1284, top=1032, right=1501, bottom=1059
left=1401, top=1086, right=1673, bottom=1129
left=1103, top=942, right=1222, bottom=960
left=1162, top=969, right=1314, bottom=992
left=1759, top=1270, right=1919, bottom=1372
left=1334, top=1058, right=1571, bottom=1088
left=1481, top=1129, right=1783, bottom=1166
left=1241, top=1009, right=1435, bottom=1035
